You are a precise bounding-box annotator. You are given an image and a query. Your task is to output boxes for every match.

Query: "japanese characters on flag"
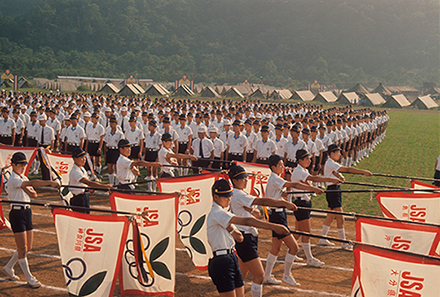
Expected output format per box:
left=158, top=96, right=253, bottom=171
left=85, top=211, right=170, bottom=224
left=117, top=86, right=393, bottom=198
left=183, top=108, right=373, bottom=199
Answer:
left=42, top=150, right=75, bottom=204
left=0, top=145, right=37, bottom=181
left=351, top=245, right=440, bottom=297
left=110, top=192, right=178, bottom=296
left=235, top=161, right=271, bottom=197
left=376, top=192, right=440, bottom=224
left=355, top=218, right=440, bottom=256
left=157, top=172, right=218, bottom=270
left=53, top=209, right=129, bottom=297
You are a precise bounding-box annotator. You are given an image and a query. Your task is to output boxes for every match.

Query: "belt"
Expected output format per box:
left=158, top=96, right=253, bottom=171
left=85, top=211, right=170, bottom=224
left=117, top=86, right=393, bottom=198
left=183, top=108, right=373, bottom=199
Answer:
left=28, top=136, right=36, bottom=139
left=146, top=148, right=158, bottom=152
left=257, top=157, right=268, bottom=161
left=67, top=143, right=79, bottom=146
left=178, top=141, right=188, bottom=144
left=12, top=205, right=30, bottom=210
left=271, top=207, right=284, bottom=212
left=287, top=158, right=295, bottom=163
left=107, top=146, right=117, bottom=150
left=0, top=135, right=11, bottom=137
left=213, top=248, right=234, bottom=257
left=230, top=153, right=242, bottom=156
left=88, top=140, right=100, bottom=143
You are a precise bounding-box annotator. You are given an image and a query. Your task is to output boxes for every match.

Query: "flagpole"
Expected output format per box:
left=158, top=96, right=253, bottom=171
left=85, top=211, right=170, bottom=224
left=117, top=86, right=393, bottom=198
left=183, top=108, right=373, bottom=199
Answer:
left=288, top=229, right=440, bottom=261
left=346, top=172, right=440, bottom=183
left=162, top=164, right=222, bottom=172
left=0, top=199, right=155, bottom=220
left=294, top=206, right=440, bottom=228
left=60, top=184, right=174, bottom=195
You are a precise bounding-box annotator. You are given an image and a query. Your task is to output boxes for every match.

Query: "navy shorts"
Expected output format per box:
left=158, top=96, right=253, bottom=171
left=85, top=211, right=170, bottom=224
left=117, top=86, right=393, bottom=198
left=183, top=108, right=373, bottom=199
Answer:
left=145, top=150, right=158, bottom=162
left=70, top=193, right=90, bottom=214
left=269, top=210, right=290, bottom=239
left=87, top=142, right=101, bottom=157
left=106, top=149, right=119, bottom=164
left=208, top=253, right=244, bottom=293
left=129, top=146, right=141, bottom=159
left=326, top=185, right=342, bottom=209
left=294, top=198, right=312, bottom=221
left=321, top=151, right=328, bottom=165
left=178, top=143, right=188, bottom=154
left=434, top=170, right=440, bottom=187
left=9, top=207, right=33, bottom=233
left=235, top=232, right=259, bottom=263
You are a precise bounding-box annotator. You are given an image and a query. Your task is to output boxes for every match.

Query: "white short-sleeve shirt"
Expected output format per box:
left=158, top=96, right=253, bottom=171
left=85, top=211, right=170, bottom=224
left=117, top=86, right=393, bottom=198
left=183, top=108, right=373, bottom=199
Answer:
left=144, top=131, right=161, bottom=150
left=207, top=202, right=236, bottom=252
left=37, top=125, right=55, bottom=146
left=69, top=164, right=88, bottom=195
left=158, top=146, right=174, bottom=176
left=212, top=138, right=225, bottom=158
left=230, top=188, right=257, bottom=235
left=274, top=136, right=288, bottom=156
left=65, top=125, right=85, bottom=145
left=226, top=134, right=248, bottom=154
left=265, top=172, right=286, bottom=201
left=116, top=155, right=136, bottom=183
left=191, top=138, right=214, bottom=159
left=324, top=158, right=342, bottom=186
left=254, top=139, right=277, bottom=158
left=86, top=123, right=105, bottom=142
left=290, top=165, right=311, bottom=201
left=6, top=171, right=30, bottom=205
left=104, top=130, right=124, bottom=148
left=0, top=118, right=16, bottom=135
left=125, top=127, right=144, bottom=146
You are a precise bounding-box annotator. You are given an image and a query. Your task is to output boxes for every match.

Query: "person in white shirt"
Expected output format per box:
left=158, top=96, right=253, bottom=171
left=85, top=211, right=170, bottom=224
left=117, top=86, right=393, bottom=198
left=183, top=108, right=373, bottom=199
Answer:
left=64, top=113, right=85, bottom=152
left=69, top=148, right=113, bottom=213
left=116, top=139, right=162, bottom=192
left=36, top=113, right=55, bottom=178
left=0, top=107, right=16, bottom=145
left=125, top=116, right=144, bottom=161
left=85, top=113, right=105, bottom=176
left=226, top=120, right=248, bottom=162
left=253, top=125, right=276, bottom=164
left=47, top=109, right=61, bottom=151
left=289, top=150, right=342, bottom=267
left=243, top=119, right=257, bottom=162
left=191, top=126, right=214, bottom=174
left=176, top=113, right=193, bottom=175
left=318, top=144, right=372, bottom=250
left=208, top=126, right=225, bottom=169
left=263, top=154, right=323, bottom=285
left=3, top=152, right=60, bottom=288
left=228, top=164, right=300, bottom=294
left=12, top=109, right=25, bottom=147
left=218, top=119, right=233, bottom=148
left=310, top=125, right=324, bottom=176
left=104, top=116, right=125, bottom=185
left=207, top=178, right=289, bottom=297
left=273, top=124, right=288, bottom=157
left=158, top=133, right=197, bottom=178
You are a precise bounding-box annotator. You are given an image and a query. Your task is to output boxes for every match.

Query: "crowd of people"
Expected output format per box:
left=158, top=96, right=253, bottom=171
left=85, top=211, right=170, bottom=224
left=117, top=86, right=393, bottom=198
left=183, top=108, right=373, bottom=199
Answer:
left=0, top=90, right=390, bottom=293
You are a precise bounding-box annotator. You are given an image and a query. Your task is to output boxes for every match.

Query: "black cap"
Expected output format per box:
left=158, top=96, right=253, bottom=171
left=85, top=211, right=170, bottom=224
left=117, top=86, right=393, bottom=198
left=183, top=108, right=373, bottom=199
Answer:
left=268, top=154, right=283, bottom=168
left=296, top=149, right=311, bottom=160
left=232, top=119, right=242, bottom=126
left=212, top=179, right=233, bottom=198
left=310, top=125, right=317, bottom=133
left=109, top=115, right=117, bottom=123
left=11, top=152, right=28, bottom=164
left=290, top=125, right=301, bottom=133
left=244, top=119, right=253, bottom=125
left=129, top=116, right=136, bottom=122
left=275, top=123, right=283, bottom=130
left=118, top=139, right=131, bottom=148
left=72, top=148, right=86, bottom=158
left=70, top=113, right=78, bottom=120
left=179, top=113, right=187, bottom=120
left=261, top=125, right=270, bottom=133
left=161, top=133, right=172, bottom=142
left=302, top=128, right=310, bottom=135
left=91, top=112, right=99, bottom=119
left=149, top=120, right=157, bottom=127
left=1, top=107, right=8, bottom=113
left=228, top=165, right=248, bottom=180
left=328, top=144, right=341, bottom=153
left=163, top=117, right=171, bottom=124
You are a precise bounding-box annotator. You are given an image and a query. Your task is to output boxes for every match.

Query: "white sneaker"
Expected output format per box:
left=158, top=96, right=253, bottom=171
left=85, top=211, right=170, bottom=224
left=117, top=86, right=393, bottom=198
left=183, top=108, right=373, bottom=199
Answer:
left=27, top=276, right=41, bottom=288
left=264, top=274, right=281, bottom=285
left=103, top=165, right=108, bottom=170
left=294, top=255, right=303, bottom=261
left=2, top=266, right=19, bottom=280
left=307, top=257, right=324, bottom=267
left=282, top=274, right=300, bottom=286
left=32, top=169, right=38, bottom=175
left=341, top=243, right=353, bottom=251
left=318, top=239, right=335, bottom=246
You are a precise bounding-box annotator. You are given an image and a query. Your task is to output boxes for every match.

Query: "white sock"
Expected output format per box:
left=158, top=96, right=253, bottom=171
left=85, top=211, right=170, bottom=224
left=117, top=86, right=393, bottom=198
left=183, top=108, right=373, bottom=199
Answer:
left=251, top=282, right=262, bottom=297
left=284, top=252, right=296, bottom=276
left=302, top=243, right=313, bottom=260
left=35, top=161, right=40, bottom=171
left=264, top=253, right=277, bottom=277
left=18, top=258, right=34, bottom=280
left=109, top=173, right=115, bottom=185
left=337, top=228, right=346, bottom=240
left=321, top=225, right=330, bottom=237
left=183, top=168, right=189, bottom=175
left=152, top=181, right=157, bottom=192
left=5, top=250, right=19, bottom=269
left=96, top=165, right=101, bottom=174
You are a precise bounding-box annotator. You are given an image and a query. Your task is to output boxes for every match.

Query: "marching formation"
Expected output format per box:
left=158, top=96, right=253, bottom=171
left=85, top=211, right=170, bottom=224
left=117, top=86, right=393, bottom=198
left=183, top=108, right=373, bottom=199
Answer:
left=0, top=91, right=392, bottom=295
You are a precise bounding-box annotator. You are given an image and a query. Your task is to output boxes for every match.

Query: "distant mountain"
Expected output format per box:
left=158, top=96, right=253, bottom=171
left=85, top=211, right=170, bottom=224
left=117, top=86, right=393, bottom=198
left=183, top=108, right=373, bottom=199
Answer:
left=0, top=0, right=438, bottom=88
left=0, top=0, right=44, bottom=16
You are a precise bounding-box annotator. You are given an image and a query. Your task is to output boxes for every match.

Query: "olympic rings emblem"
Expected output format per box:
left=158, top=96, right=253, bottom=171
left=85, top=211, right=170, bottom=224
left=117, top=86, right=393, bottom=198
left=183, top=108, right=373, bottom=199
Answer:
left=124, top=232, right=154, bottom=287
left=62, top=257, right=87, bottom=286
left=177, top=210, right=192, bottom=234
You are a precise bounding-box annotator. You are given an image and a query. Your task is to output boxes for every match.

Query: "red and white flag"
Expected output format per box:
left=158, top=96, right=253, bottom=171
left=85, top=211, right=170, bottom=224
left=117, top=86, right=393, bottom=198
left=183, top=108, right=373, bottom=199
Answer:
left=351, top=245, right=440, bottom=297
left=356, top=218, right=440, bottom=256
left=0, top=145, right=37, bottom=177
left=0, top=176, right=11, bottom=230
left=235, top=161, right=271, bottom=197
left=42, top=151, right=75, bottom=203
left=157, top=172, right=219, bottom=270
left=376, top=192, right=440, bottom=224
left=110, top=192, right=178, bottom=296
left=411, top=180, right=439, bottom=193
left=53, top=209, right=129, bottom=297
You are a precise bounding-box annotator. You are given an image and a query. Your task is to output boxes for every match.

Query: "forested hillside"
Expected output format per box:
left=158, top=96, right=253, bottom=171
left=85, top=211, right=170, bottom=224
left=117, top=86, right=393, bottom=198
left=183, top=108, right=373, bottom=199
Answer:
left=0, top=0, right=438, bottom=88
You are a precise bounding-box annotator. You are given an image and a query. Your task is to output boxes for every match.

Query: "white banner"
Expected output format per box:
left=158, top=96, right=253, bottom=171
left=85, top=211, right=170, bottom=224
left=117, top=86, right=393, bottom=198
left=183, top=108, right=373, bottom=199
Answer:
left=110, top=192, right=178, bottom=296
left=43, top=151, right=75, bottom=203
left=376, top=192, right=440, bottom=224
left=157, top=172, right=218, bottom=270
left=235, top=161, right=271, bottom=197
left=351, top=245, right=440, bottom=297
left=0, top=145, right=37, bottom=178
left=356, top=218, right=440, bottom=256
left=53, top=209, right=129, bottom=297
left=412, top=180, right=439, bottom=193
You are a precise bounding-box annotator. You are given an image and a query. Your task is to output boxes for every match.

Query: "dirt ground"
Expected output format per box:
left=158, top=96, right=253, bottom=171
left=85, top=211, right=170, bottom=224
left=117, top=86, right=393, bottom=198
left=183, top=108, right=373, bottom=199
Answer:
left=0, top=189, right=355, bottom=297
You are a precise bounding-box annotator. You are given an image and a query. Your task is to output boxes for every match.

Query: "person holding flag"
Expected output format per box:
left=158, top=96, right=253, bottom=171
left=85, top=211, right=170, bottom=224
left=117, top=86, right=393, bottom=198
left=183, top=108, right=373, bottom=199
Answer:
left=115, top=139, right=162, bottom=191
left=3, top=152, right=61, bottom=288
left=318, top=144, right=373, bottom=249
left=207, top=179, right=290, bottom=297
left=68, top=148, right=114, bottom=213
